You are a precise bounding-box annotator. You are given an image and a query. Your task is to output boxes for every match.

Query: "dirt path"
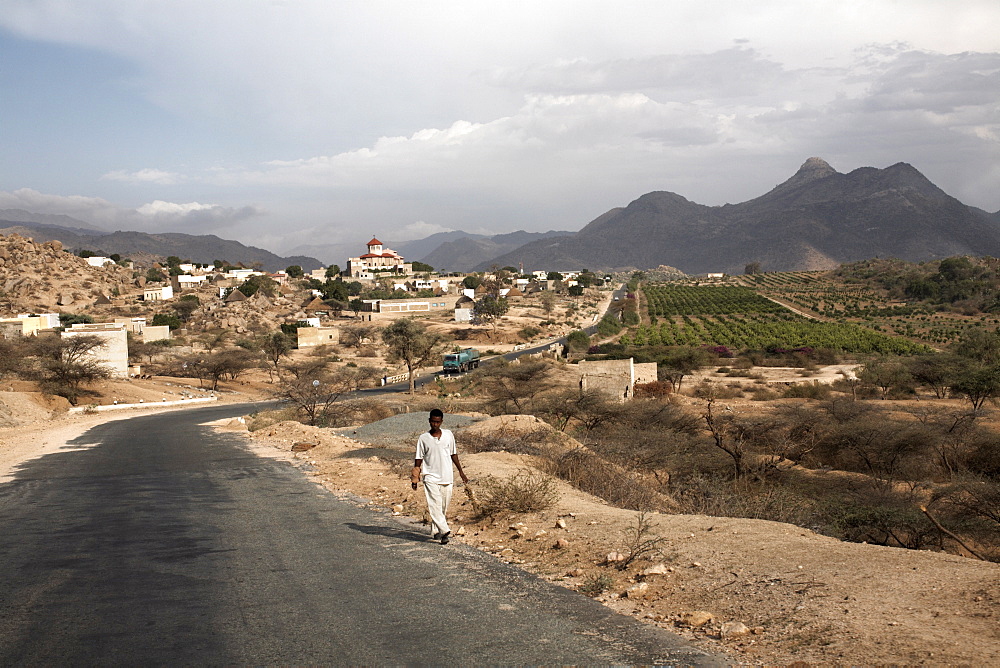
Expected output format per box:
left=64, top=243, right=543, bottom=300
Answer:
left=235, top=413, right=1000, bottom=665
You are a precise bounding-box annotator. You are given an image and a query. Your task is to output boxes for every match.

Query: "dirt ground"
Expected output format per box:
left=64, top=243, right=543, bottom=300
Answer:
left=223, top=410, right=1000, bottom=665
left=3, top=369, right=999, bottom=664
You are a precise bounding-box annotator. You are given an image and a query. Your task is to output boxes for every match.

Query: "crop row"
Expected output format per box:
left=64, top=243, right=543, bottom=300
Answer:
left=620, top=314, right=930, bottom=355
left=644, top=285, right=787, bottom=316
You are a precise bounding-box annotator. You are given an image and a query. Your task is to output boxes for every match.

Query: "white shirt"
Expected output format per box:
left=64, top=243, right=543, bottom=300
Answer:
left=415, top=428, right=457, bottom=485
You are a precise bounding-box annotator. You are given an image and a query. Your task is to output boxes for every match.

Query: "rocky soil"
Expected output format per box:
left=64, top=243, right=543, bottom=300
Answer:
left=0, top=233, right=136, bottom=312
left=231, top=412, right=1000, bottom=665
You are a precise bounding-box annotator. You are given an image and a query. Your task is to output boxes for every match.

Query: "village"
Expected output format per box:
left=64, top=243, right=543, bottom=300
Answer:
left=3, top=230, right=1000, bottom=665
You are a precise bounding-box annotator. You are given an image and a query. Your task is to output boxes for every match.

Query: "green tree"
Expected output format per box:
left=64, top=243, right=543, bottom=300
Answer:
left=566, top=329, right=591, bottom=353
left=285, top=265, right=304, bottom=278
left=260, top=331, right=294, bottom=379
left=238, top=274, right=278, bottom=298
left=325, top=264, right=342, bottom=278
left=473, top=295, right=509, bottom=337
left=382, top=319, right=446, bottom=394
left=322, top=279, right=349, bottom=302
left=145, top=267, right=167, bottom=283
left=568, top=285, right=584, bottom=297
left=173, top=295, right=201, bottom=322
left=951, top=364, right=1000, bottom=412
left=58, top=313, right=94, bottom=328
left=349, top=298, right=364, bottom=317
left=412, top=261, right=434, bottom=273
left=462, top=275, right=482, bottom=290
left=546, top=271, right=563, bottom=281
left=151, top=313, right=182, bottom=330
left=857, top=357, right=914, bottom=399
left=659, top=346, right=711, bottom=392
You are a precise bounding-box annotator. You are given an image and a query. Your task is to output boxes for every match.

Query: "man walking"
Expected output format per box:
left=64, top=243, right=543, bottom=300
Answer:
left=412, top=408, right=469, bottom=544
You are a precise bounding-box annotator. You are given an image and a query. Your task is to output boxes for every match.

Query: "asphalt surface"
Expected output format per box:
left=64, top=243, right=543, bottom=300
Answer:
left=0, top=402, right=727, bottom=665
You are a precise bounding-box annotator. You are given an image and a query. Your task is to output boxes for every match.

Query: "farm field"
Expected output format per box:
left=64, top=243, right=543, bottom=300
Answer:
left=729, top=270, right=1000, bottom=346
left=629, top=283, right=930, bottom=355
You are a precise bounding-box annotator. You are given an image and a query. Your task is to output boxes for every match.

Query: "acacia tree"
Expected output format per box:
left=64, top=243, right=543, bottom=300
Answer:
left=381, top=319, right=446, bottom=393
left=473, top=295, right=509, bottom=337
left=341, top=323, right=382, bottom=352
left=658, top=346, right=711, bottom=392
left=30, top=334, right=112, bottom=405
left=278, top=363, right=382, bottom=425
left=475, top=358, right=555, bottom=414
left=259, top=331, right=293, bottom=380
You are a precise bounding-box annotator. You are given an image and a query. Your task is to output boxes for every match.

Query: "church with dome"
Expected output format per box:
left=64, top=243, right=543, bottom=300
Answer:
left=345, top=237, right=413, bottom=278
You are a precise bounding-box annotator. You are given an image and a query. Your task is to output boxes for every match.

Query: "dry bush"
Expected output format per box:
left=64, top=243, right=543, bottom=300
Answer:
left=459, top=428, right=550, bottom=456
left=749, top=386, right=782, bottom=401
left=782, top=381, right=833, bottom=400
left=579, top=573, right=614, bottom=597
left=614, top=510, right=668, bottom=570
left=544, top=447, right=672, bottom=511
left=246, top=406, right=300, bottom=431
left=633, top=381, right=672, bottom=398
left=692, top=381, right=744, bottom=399
left=342, top=398, right=395, bottom=425
left=671, top=473, right=817, bottom=526
left=475, top=470, right=559, bottom=516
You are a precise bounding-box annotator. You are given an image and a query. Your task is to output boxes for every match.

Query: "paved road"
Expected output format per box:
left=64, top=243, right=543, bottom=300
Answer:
left=0, top=402, right=725, bottom=665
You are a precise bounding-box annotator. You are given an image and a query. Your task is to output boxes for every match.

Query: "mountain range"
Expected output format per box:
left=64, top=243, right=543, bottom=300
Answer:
left=4, top=158, right=998, bottom=276
left=285, top=228, right=573, bottom=270
left=0, top=214, right=322, bottom=273
left=474, top=158, right=1000, bottom=274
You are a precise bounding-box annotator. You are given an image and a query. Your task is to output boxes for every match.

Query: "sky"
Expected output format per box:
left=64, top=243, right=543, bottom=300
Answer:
left=1, top=0, right=998, bottom=258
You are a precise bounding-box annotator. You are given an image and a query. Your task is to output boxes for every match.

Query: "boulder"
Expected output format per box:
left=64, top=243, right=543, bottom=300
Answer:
left=624, top=582, right=649, bottom=599
left=679, top=611, right=715, bottom=628
left=720, top=621, right=750, bottom=638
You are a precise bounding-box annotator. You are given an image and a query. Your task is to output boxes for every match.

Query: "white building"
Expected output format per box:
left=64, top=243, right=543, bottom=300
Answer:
left=62, top=323, right=129, bottom=378
left=85, top=256, right=114, bottom=267
left=143, top=285, right=174, bottom=301
left=346, top=237, right=413, bottom=278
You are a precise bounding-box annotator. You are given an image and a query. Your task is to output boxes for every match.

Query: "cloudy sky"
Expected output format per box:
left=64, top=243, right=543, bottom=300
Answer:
left=1, top=0, right=998, bottom=257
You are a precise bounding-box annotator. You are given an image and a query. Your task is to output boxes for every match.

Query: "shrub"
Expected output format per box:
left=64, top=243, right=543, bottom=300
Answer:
left=476, top=470, right=559, bottom=516
left=579, top=573, right=614, bottom=597
left=519, top=326, right=541, bottom=341
left=782, top=382, right=833, bottom=400
left=546, top=448, right=668, bottom=511
left=633, top=381, right=672, bottom=398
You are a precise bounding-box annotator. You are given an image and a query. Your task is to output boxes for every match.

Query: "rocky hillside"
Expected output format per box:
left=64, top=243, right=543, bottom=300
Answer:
left=0, top=218, right=322, bottom=273
left=477, top=158, right=1000, bottom=274
left=0, top=233, right=136, bottom=313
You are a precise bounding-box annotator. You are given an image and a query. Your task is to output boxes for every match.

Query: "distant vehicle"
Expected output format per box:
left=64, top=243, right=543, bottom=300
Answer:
left=443, top=348, right=480, bottom=373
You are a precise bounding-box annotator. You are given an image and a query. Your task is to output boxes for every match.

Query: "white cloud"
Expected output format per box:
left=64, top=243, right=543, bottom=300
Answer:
left=1, top=1, right=998, bottom=244
left=102, top=168, right=184, bottom=185
left=0, top=188, right=261, bottom=232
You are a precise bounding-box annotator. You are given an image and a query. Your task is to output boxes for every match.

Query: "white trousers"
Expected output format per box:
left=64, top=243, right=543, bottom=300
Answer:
left=422, top=480, right=453, bottom=537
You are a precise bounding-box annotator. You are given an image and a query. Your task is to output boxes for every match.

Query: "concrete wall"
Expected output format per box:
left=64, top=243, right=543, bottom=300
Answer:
left=62, top=326, right=129, bottom=378
left=141, top=325, right=171, bottom=343
left=297, top=326, right=341, bottom=348
left=578, top=357, right=653, bottom=403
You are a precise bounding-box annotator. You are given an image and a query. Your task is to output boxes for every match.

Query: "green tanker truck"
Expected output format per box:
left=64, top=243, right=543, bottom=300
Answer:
left=442, top=347, right=480, bottom=374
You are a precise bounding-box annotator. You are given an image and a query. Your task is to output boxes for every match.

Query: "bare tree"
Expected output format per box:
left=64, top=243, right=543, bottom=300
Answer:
left=382, top=319, right=446, bottom=394
left=341, top=323, right=382, bottom=352
left=29, top=334, right=112, bottom=405
left=475, top=358, right=555, bottom=414
left=277, top=364, right=382, bottom=425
